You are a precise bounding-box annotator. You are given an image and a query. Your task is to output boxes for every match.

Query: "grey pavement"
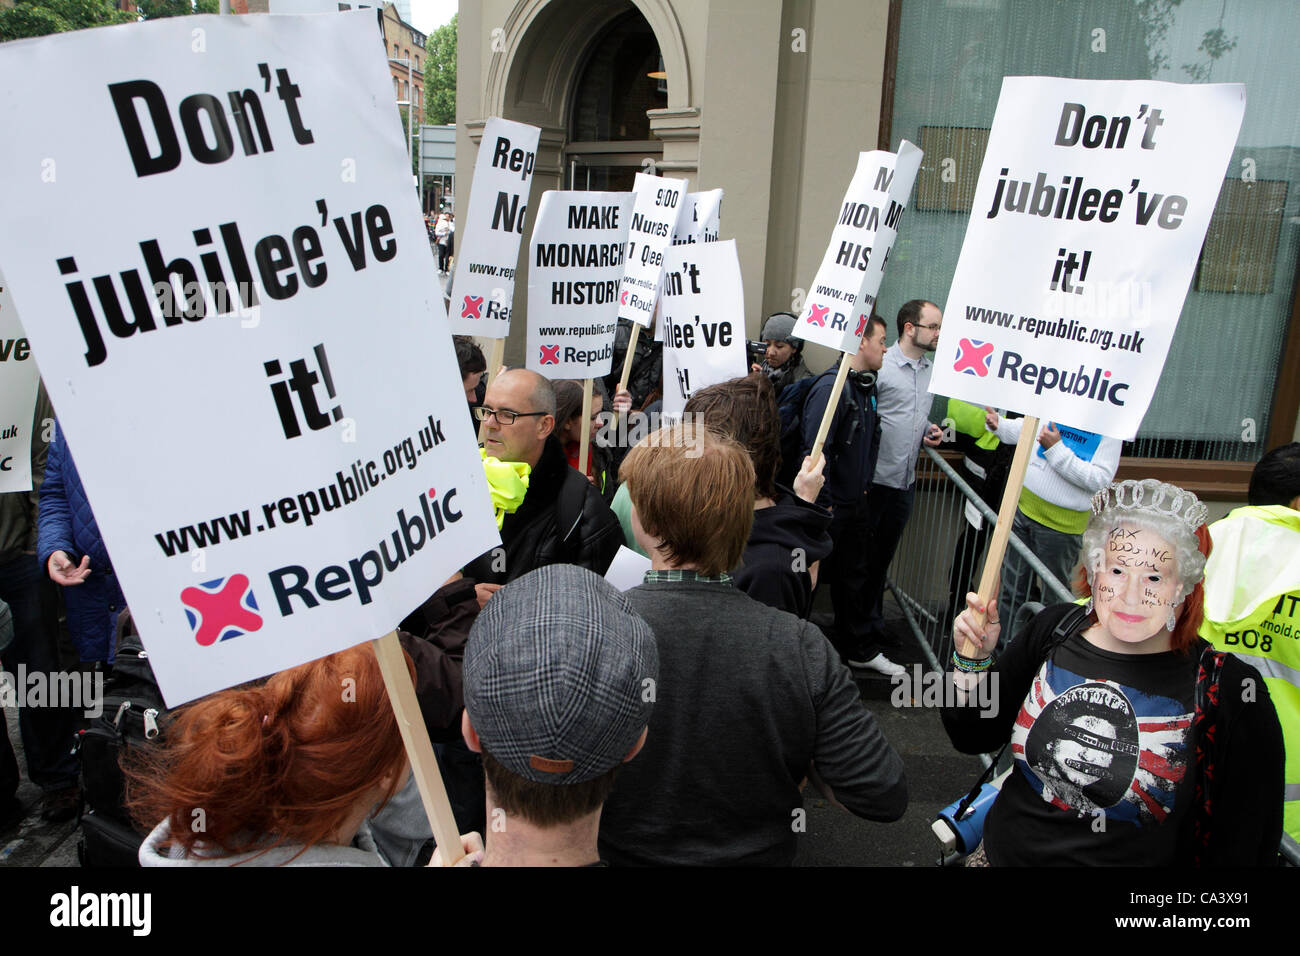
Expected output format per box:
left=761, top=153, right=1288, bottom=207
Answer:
left=1, top=705, right=81, bottom=867
left=794, top=589, right=981, bottom=867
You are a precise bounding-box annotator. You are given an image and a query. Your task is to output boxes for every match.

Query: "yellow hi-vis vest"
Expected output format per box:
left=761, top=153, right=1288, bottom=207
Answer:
left=1199, top=504, right=1300, bottom=841
left=945, top=398, right=1000, bottom=450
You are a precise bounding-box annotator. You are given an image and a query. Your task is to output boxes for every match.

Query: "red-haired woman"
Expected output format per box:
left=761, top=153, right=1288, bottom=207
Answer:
left=128, top=646, right=414, bottom=866
left=942, top=479, right=1284, bottom=866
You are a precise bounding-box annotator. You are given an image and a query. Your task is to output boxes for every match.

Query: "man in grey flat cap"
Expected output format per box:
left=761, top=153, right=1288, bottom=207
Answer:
left=455, top=564, right=658, bottom=867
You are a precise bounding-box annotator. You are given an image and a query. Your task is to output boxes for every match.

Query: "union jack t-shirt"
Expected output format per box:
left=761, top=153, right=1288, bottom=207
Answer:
left=984, top=632, right=1198, bottom=865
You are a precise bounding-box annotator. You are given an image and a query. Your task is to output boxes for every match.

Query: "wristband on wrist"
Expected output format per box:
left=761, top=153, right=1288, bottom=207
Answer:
left=952, top=648, right=994, bottom=673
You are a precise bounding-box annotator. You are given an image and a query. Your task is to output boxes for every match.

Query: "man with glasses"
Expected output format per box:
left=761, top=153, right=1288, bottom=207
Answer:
left=463, top=369, right=622, bottom=588
left=851, top=299, right=945, bottom=676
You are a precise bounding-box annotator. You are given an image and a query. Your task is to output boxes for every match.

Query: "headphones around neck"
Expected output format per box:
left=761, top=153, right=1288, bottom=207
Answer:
left=847, top=368, right=877, bottom=390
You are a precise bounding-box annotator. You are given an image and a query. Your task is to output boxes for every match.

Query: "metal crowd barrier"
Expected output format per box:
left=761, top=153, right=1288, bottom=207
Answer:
left=885, top=446, right=1074, bottom=676
left=886, top=446, right=1298, bottom=865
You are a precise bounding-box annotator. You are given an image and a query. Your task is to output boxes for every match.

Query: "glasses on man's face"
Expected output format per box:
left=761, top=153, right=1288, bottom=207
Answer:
left=916, top=323, right=942, bottom=332
left=475, top=406, right=548, bottom=426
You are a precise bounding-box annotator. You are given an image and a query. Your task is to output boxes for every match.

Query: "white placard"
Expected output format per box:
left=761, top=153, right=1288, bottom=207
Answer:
left=792, top=141, right=922, bottom=354
left=929, top=77, right=1245, bottom=439
left=526, top=190, right=633, bottom=379
left=660, top=240, right=748, bottom=419
left=604, top=544, right=651, bottom=591
left=0, top=270, right=40, bottom=493
left=656, top=189, right=723, bottom=343
left=0, top=13, right=499, bottom=705
left=671, top=189, right=722, bottom=246
left=448, top=117, right=540, bottom=337
left=617, top=173, right=688, bottom=329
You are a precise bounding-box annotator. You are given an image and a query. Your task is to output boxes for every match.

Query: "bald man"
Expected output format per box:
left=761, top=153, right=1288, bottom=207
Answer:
left=465, top=369, right=622, bottom=584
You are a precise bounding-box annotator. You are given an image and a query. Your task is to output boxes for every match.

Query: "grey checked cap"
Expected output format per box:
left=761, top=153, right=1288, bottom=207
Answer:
left=464, top=565, right=659, bottom=785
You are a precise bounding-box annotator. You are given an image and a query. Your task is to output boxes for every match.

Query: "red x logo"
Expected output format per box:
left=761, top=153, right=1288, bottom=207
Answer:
left=808, top=304, right=829, bottom=327
left=854, top=314, right=868, bottom=337
left=539, top=344, right=561, bottom=365
left=620, top=289, right=628, bottom=305
left=181, top=574, right=263, bottom=647
left=953, top=338, right=995, bottom=377
left=461, top=295, right=484, bottom=319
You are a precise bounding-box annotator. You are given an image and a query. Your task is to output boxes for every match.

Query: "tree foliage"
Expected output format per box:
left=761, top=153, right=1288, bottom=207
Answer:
left=135, top=0, right=218, bottom=19
left=0, top=0, right=133, bottom=42
left=0, top=0, right=217, bottom=43
left=423, top=12, right=455, bottom=125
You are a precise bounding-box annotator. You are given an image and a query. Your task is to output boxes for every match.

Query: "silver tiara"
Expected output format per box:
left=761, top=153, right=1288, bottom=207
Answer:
left=1090, top=479, right=1208, bottom=532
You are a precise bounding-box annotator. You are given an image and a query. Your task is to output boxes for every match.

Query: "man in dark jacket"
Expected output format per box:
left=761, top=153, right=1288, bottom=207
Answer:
left=684, top=373, right=831, bottom=618
left=463, top=369, right=621, bottom=586
left=600, top=422, right=906, bottom=865
left=800, top=315, right=901, bottom=675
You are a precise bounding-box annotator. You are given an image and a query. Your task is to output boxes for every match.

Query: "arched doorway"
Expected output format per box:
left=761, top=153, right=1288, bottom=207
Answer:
left=482, top=0, right=695, bottom=191
left=564, top=9, right=667, bottom=191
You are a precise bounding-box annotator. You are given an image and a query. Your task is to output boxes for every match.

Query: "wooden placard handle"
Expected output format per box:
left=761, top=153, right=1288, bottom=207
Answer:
left=958, top=414, right=1041, bottom=658
left=617, top=323, right=642, bottom=395
left=809, top=354, right=852, bottom=471
left=578, top=377, right=593, bottom=479
left=370, top=630, right=465, bottom=866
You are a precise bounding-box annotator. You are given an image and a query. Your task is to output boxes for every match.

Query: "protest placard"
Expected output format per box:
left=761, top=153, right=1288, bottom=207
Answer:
left=617, top=172, right=688, bottom=329
left=0, top=272, right=40, bottom=493
left=654, top=190, right=723, bottom=345
left=672, top=189, right=723, bottom=246
left=793, top=143, right=921, bottom=466
left=792, top=142, right=923, bottom=355
left=660, top=240, right=748, bottom=419
left=448, top=117, right=540, bottom=338
left=928, top=77, right=1245, bottom=439
left=526, top=190, right=633, bottom=379
left=0, top=13, right=498, bottom=707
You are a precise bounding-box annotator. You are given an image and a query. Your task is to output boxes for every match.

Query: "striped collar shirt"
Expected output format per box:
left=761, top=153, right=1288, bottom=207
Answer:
left=642, top=570, right=734, bottom=586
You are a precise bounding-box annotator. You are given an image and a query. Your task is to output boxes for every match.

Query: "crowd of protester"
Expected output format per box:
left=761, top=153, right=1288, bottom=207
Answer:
left=1, top=298, right=1296, bottom=868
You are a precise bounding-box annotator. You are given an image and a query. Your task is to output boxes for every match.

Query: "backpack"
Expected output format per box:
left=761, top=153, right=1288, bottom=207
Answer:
left=75, top=610, right=168, bottom=867
left=774, top=370, right=845, bottom=489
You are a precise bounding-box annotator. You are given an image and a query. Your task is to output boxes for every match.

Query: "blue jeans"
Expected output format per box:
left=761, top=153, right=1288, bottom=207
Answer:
left=997, top=510, right=1081, bottom=646
left=0, top=553, right=79, bottom=795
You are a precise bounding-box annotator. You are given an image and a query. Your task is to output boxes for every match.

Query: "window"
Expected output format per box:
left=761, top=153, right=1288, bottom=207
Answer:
left=566, top=10, right=667, bottom=192
left=879, top=0, right=1300, bottom=472
left=570, top=10, right=666, bottom=143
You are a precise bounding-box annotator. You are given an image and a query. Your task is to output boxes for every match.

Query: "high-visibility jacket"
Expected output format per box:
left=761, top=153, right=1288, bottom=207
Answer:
left=946, top=397, right=999, bottom=451
left=1200, top=504, right=1300, bottom=841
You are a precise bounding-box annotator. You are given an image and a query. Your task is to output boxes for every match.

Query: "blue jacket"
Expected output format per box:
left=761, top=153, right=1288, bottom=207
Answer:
left=36, top=422, right=124, bottom=663
left=800, top=370, right=881, bottom=510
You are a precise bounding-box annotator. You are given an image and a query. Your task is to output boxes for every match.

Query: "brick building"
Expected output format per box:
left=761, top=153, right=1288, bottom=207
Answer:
left=381, top=1, right=424, bottom=119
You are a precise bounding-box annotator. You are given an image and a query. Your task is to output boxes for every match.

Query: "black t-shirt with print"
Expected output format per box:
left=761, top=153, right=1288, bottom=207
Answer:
left=943, top=603, right=1199, bottom=866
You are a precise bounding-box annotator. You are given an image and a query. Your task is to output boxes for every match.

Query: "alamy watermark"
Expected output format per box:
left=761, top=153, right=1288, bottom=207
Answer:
left=0, top=666, right=104, bottom=718
left=890, top=664, right=998, bottom=718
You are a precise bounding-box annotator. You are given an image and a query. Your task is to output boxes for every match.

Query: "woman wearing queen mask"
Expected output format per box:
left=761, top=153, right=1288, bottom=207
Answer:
left=942, top=479, right=1284, bottom=866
